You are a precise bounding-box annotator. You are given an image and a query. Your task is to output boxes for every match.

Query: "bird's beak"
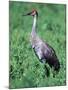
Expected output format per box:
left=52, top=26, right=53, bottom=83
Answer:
left=22, top=12, right=32, bottom=16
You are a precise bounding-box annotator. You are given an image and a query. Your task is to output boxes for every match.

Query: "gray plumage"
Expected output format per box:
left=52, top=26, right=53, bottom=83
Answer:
left=24, top=9, right=60, bottom=74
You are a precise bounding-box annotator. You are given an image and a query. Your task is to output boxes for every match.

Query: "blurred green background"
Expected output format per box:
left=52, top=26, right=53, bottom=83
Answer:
left=9, top=1, right=66, bottom=89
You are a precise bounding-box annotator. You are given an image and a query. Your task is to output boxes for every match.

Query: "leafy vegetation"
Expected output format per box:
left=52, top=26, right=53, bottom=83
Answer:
left=9, top=1, right=66, bottom=89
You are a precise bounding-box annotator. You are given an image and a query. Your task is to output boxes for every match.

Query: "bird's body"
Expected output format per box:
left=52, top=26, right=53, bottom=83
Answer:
left=30, top=33, right=60, bottom=71
left=24, top=9, right=60, bottom=75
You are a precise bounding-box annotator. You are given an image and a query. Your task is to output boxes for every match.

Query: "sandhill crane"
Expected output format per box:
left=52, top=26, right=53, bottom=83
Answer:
left=23, top=9, right=60, bottom=76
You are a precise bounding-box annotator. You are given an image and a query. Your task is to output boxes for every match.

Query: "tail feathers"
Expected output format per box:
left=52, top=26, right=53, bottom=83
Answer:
left=54, top=59, right=60, bottom=72
left=46, top=57, right=60, bottom=72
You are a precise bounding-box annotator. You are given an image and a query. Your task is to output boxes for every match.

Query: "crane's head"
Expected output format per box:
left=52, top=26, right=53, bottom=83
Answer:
left=23, top=9, right=38, bottom=17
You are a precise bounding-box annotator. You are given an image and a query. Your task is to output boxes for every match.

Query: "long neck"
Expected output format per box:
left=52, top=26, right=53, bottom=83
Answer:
left=31, top=14, right=37, bottom=37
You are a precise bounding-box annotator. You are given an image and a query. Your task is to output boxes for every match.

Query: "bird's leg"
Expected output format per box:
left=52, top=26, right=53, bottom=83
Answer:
left=53, top=71, right=56, bottom=78
left=44, top=64, right=50, bottom=77
left=51, top=67, right=57, bottom=78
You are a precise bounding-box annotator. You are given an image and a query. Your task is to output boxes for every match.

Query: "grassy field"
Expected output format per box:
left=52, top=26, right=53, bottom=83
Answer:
left=9, top=1, right=66, bottom=88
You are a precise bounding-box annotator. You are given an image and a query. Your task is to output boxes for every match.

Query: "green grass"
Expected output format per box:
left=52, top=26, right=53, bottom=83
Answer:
left=9, top=1, right=66, bottom=89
